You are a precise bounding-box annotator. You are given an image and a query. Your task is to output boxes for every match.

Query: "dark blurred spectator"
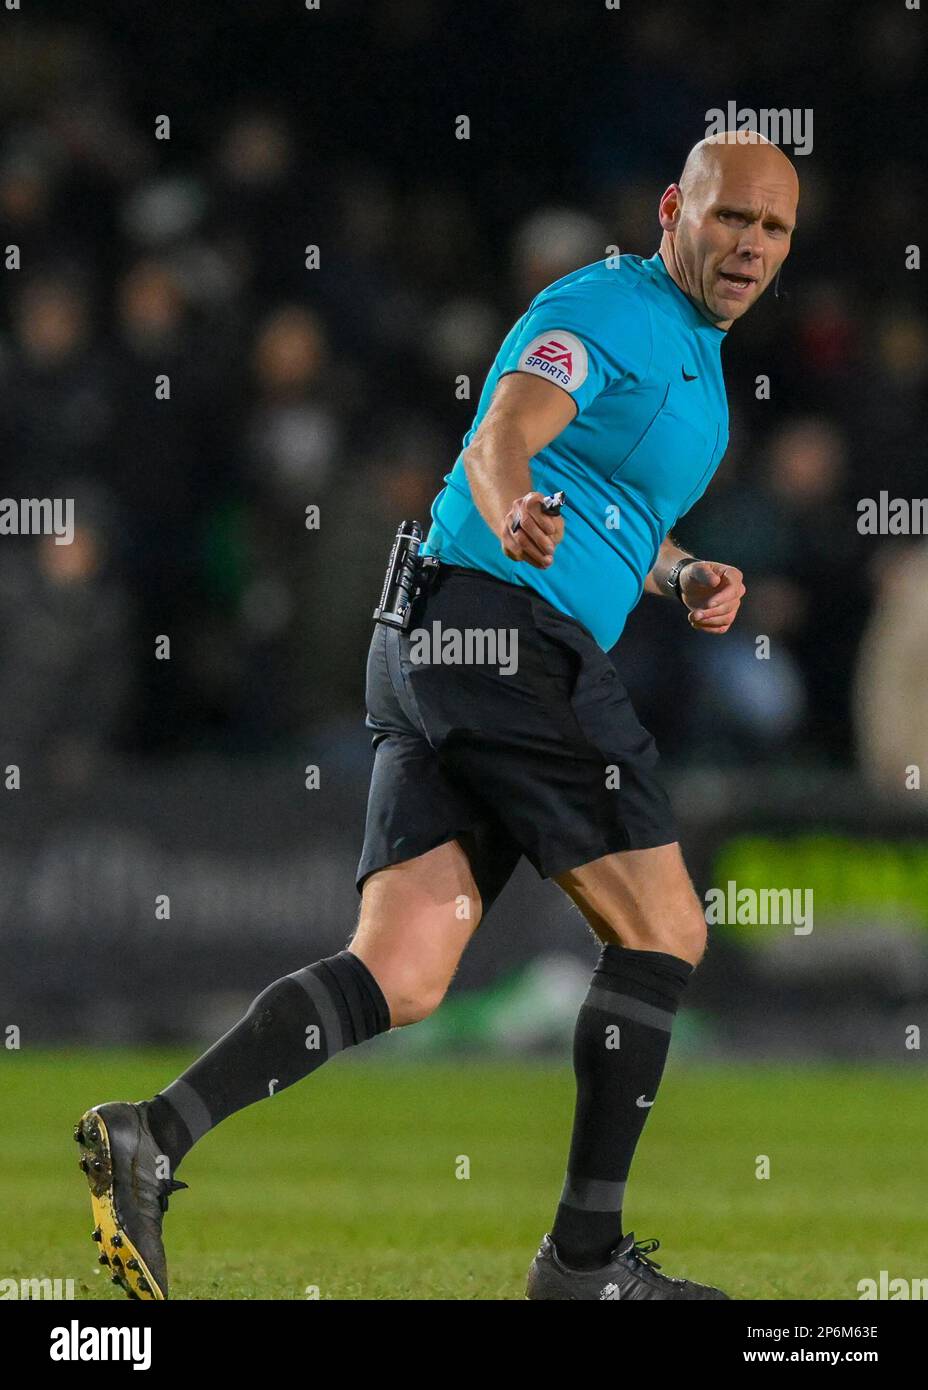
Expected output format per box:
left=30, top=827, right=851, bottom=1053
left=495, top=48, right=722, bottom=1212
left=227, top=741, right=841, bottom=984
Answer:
left=512, top=208, right=607, bottom=303
left=854, top=547, right=928, bottom=799
left=298, top=418, right=441, bottom=734
left=0, top=489, right=130, bottom=785
left=1, top=276, right=112, bottom=503
left=677, top=418, right=864, bottom=763
left=849, top=308, right=928, bottom=502
left=245, top=306, right=340, bottom=508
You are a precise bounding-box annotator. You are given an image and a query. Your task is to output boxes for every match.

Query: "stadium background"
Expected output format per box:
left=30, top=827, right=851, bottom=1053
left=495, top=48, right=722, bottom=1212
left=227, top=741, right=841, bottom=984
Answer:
left=1, top=0, right=926, bottom=1300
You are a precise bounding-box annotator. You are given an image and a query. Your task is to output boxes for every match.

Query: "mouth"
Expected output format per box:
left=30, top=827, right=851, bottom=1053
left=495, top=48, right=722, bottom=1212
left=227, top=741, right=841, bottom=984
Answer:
left=717, top=270, right=759, bottom=296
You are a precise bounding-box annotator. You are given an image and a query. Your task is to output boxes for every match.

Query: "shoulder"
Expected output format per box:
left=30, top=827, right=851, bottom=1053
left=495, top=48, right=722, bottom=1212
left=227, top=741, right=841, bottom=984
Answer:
left=531, top=257, right=649, bottom=318
left=524, top=258, right=654, bottom=371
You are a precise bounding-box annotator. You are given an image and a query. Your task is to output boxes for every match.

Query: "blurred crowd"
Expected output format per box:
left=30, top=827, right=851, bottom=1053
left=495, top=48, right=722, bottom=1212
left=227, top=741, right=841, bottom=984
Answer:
left=1, top=1, right=926, bottom=786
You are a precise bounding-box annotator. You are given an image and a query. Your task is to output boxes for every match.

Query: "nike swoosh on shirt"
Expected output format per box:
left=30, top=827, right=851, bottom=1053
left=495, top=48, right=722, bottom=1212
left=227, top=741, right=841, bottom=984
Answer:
left=636, top=1095, right=654, bottom=1108
left=681, top=367, right=698, bottom=381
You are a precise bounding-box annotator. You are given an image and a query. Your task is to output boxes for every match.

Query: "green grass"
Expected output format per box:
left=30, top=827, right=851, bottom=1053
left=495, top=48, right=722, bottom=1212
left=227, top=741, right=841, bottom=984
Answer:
left=1, top=1051, right=925, bottom=1299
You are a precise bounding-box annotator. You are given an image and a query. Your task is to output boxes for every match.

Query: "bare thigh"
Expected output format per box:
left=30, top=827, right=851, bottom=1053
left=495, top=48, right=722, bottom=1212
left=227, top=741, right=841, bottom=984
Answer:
left=555, top=842, right=707, bottom=965
left=351, top=839, right=483, bottom=1027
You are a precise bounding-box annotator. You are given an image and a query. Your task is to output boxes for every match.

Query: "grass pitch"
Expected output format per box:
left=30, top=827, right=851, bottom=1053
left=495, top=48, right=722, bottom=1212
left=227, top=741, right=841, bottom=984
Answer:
left=1, top=1051, right=925, bottom=1300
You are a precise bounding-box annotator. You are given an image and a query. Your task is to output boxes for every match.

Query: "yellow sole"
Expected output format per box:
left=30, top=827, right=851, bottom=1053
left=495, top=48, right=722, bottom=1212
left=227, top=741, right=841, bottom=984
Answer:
left=75, top=1108, right=166, bottom=1301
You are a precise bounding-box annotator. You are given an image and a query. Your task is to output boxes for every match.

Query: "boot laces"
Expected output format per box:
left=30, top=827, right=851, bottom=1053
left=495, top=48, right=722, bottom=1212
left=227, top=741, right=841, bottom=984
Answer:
left=629, top=1237, right=663, bottom=1272
left=626, top=1236, right=684, bottom=1285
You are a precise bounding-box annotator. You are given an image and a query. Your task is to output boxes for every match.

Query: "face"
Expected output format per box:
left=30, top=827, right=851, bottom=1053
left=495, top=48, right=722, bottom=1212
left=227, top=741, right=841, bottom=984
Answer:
left=661, top=157, right=798, bottom=327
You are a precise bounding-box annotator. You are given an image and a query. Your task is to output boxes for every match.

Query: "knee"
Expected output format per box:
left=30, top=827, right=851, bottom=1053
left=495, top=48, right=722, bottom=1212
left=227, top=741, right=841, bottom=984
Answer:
left=618, top=893, right=707, bottom=966
left=673, top=905, right=708, bottom=966
left=385, top=977, right=449, bottom=1028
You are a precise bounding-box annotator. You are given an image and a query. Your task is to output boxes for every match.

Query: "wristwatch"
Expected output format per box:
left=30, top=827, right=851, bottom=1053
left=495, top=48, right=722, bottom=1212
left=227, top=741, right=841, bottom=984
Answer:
left=666, top=555, right=700, bottom=605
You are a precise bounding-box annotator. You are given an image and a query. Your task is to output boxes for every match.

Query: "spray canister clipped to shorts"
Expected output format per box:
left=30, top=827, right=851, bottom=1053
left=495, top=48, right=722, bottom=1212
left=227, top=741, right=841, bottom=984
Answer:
left=372, top=520, right=433, bottom=631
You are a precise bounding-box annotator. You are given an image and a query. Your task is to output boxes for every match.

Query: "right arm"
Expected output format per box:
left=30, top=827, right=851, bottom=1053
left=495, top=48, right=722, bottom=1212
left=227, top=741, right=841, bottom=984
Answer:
left=463, top=372, right=576, bottom=569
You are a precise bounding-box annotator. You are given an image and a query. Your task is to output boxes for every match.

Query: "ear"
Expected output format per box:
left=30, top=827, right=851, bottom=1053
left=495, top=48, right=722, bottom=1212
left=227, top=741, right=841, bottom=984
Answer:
left=658, top=183, right=682, bottom=232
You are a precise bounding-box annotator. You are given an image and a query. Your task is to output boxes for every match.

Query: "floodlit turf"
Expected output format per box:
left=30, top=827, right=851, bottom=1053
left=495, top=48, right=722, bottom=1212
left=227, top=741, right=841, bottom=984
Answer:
left=1, top=1050, right=925, bottom=1300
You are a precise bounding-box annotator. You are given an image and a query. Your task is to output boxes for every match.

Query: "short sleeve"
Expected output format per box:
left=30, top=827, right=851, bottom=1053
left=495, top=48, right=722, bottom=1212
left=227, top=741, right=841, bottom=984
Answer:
left=497, top=280, right=651, bottom=416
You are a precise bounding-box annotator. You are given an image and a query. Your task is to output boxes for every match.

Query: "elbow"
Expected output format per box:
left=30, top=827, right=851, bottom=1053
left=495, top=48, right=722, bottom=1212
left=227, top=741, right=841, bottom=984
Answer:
left=462, top=439, right=488, bottom=486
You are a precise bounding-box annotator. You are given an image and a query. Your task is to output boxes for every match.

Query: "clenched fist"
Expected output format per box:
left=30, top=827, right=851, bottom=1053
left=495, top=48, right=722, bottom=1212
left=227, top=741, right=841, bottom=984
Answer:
left=501, top=492, right=565, bottom=569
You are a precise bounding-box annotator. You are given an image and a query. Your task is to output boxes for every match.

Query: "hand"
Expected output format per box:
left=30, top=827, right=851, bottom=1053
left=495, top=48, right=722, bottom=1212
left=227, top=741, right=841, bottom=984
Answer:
left=681, top=560, right=746, bottom=634
left=501, top=491, right=565, bottom=569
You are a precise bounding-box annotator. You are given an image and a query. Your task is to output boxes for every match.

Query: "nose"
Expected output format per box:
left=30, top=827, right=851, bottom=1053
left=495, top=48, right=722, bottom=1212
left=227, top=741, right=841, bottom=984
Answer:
left=736, top=225, right=765, bottom=261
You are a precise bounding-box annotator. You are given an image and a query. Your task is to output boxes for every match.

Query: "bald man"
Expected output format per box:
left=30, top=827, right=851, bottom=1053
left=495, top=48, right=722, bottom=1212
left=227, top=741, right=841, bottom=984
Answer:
left=77, top=134, right=798, bottom=1302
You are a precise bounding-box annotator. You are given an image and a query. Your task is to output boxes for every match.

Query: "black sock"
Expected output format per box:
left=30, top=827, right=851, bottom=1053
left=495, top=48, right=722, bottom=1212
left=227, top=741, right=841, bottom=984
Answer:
left=145, top=950, right=390, bottom=1174
left=550, top=945, right=693, bottom=1270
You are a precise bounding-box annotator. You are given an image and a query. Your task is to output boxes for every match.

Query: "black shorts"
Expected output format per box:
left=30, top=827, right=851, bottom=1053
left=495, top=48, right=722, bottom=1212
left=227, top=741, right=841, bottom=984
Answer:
left=356, top=564, right=677, bottom=909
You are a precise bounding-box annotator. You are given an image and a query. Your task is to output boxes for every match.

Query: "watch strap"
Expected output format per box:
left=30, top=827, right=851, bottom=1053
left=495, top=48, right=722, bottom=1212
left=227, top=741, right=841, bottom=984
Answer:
left=669, top=555, right=701, bottom=605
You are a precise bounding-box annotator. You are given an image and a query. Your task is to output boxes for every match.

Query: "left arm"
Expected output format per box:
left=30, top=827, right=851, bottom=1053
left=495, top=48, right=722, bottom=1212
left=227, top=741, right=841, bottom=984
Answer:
left=645, top=534, right=746, bottom=634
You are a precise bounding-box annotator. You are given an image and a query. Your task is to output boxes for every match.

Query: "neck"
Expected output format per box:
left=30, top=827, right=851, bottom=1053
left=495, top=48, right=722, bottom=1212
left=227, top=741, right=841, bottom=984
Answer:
left=657, top=238, right=732, bottom=332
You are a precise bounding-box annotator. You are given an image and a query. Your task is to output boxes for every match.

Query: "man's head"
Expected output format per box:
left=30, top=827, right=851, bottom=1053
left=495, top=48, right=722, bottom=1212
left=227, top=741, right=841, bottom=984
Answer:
left=658, top=132, right=799, bottom=329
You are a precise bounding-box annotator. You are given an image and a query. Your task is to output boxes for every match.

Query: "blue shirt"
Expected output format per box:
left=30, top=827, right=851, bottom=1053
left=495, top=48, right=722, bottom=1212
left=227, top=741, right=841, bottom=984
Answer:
left=421, top=252, right=729, bottom=650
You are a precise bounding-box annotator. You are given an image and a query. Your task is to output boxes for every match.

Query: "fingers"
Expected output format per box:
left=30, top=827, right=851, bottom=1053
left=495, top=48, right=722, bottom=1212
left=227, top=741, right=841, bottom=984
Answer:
left=691, top=596, right=741, bottom=621
left=680, top=561, right=744, bottom=609
left=686, top=569, right=746, bottom=618
left=688, top=562, right=722, bottom=589
left=688, top=567, right=746, bottom=633
left=689, top=612, right=735, bottom=632
left=703, top=579, right=745, bottom=608
left=688, top=595, right=742, bottom=631
left=517, top=509, right=558, bottom=566
left=521, top=506, right=560, bottom=539
left=505, top=519, right=551, bottom=567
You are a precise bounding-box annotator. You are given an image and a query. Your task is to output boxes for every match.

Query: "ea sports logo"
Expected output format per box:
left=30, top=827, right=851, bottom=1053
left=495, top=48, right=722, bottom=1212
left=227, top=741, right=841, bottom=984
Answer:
left=518, top=329, right=588, bottom=392
left=532, top=339, right=574, bottom=374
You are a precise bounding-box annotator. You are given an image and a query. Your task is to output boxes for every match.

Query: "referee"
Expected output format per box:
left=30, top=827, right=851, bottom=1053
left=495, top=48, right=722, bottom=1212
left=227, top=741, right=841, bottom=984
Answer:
left=76, top=131, right=799, bottom=1301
